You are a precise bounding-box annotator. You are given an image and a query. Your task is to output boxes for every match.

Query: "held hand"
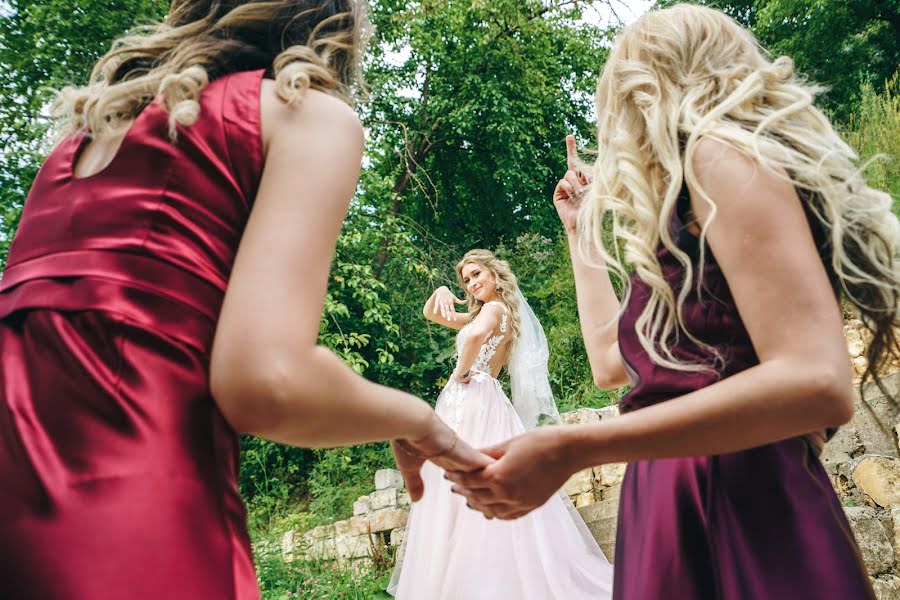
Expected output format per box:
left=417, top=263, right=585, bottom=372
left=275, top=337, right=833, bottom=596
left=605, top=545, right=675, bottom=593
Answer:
left=553, top=135, right=593, bottom=236
left=433, top=286, right=466, bottom=321
left=452, top=369, right=472, bottom=384
left=393, top=413, right=492, bottom=502
left=444, top=426, right=575, bottom=519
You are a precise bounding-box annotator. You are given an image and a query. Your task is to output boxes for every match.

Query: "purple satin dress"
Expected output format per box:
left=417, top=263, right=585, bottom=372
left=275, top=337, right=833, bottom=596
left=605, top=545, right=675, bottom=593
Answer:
left=0, top=70, right=265, bottom=599
left=613, top=190, right=874, bottom=599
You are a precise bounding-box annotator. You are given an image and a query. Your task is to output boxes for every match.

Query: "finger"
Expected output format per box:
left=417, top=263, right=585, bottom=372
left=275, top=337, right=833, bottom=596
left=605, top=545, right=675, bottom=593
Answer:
left=403, top=468, right=425, bottom=502
left=563, top=170, right=582, bottom=192
left=565, top=134, right=579, bottom=171
left=555, top=179, right=575, bottom=201
left=450, top=485, right=498, bottom=505
left=453, top=296, right=466, bottom=304
left=444, top=470, right=493, bottom=489
left=478, top=441, right=509, bottom=460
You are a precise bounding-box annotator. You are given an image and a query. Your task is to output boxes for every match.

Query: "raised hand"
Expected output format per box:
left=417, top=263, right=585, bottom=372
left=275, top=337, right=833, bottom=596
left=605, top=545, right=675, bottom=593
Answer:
left=433, top=286, right=466, bottom=322
left=553, top=135, right=592, bottom=235
left=443, top=426, right=575, bottom=520
left=393, top=412, right=492, bottom=502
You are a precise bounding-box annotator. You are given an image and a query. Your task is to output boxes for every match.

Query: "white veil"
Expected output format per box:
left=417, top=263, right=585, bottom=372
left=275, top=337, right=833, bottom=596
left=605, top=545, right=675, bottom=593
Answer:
left=507, top=288, right=560, bottom=430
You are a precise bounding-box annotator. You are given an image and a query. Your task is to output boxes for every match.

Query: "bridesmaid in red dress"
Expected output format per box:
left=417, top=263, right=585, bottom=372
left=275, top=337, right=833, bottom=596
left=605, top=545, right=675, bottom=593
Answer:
left=448, top=5, right=897, bottom=599
left=0, top=1, right=488, bottom=598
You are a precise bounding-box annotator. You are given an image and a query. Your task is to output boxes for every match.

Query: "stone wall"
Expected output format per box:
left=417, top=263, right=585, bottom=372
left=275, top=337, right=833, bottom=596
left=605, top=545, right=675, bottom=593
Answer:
left=281, top=371, right=900, bottom=597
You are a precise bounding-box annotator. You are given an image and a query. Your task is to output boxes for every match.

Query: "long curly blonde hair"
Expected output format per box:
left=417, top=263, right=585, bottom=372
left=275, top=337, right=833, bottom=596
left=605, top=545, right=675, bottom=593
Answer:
left=579, top=3, right=899, bottom=395
left=51, top=0, right=370, bottom=141
left=455, top=249, right=521, bottom=349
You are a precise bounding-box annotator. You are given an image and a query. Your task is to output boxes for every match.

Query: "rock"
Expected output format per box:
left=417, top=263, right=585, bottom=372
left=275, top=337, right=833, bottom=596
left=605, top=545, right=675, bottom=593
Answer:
left=353, top=497, right=371, bottom=516
left=598, top=462, right=627, bottom=487
left=398, top=490, right=411, bottom=508
left=845, top=506, right=894, bottom=575
left=821, top=427, right=864, bottom=474
left=573, top=491, right=597, bottom=508
left=334, top=534, right=370, bottom=560
left=892, top=506, right=900, bottom=571
left=853, top=456, right=900, bottom=508
left=578, top=496, right=619, bottom=521
left=375, top=468, right=405, bottom=490
left=560, top=408, right=601, bottom=426
left=847, top=327, right=866, bottom=358
left=598, top=405, right=620, bottom=421
left=601, top=483, right=622, bottom=501
left=333, top=516, right=370, bottom=538
left=280, top=530, right=295, bottom=560
left=369, top=508, right=409, bottom=533
left=843, top=383, right=900, bottom=459
left=872, top=575, right=900, bottom=600
left=854, top=356, right=871, bottom=378
left=369, top=488, right=399, bottom=511
left=564, top=467, right=595, bottom=497
left=390, top=528, right=405, bottom=547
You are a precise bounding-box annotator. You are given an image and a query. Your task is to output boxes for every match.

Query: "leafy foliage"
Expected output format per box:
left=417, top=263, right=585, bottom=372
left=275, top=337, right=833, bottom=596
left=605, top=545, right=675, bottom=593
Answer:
left=662, top=0, right=900, bottom=118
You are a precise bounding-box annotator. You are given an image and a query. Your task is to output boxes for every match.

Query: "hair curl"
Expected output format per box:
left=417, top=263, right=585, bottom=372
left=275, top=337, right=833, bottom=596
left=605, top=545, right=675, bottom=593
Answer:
left=455, top=249, right=522, bottom=351
left=579, top=3, right=899, bottom=399
left=52, top=0, right=370, bottom=141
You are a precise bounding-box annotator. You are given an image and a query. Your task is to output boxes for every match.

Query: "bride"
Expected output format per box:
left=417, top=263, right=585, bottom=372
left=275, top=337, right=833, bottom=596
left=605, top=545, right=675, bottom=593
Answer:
left=388, top=249, right=613, bottom=599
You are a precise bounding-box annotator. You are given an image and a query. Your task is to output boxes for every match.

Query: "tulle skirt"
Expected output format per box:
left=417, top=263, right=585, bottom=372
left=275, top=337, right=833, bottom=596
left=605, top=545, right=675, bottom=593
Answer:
left=387, top=373, right=613, bottom=599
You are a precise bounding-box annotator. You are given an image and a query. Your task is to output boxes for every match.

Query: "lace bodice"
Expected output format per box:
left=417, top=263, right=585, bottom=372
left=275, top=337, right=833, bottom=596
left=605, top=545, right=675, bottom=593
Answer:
left=454, top=301, right=509, bottom=377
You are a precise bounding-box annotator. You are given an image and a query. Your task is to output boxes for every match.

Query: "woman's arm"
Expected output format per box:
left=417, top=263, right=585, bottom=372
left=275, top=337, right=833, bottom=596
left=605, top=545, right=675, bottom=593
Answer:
left=557, top=136, right=628, bottom=388
left=447, top=139, right=854, bottom=517
left=208, top=83, right=481, bottom=465
left=451, top=304, right=503, bottom=381
left=423, top=285, right=469, bottom=331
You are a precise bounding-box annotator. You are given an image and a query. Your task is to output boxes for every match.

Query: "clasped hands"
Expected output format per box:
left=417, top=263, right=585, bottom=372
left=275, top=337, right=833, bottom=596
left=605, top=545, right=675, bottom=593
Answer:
left=393, top=414, right=575, bottom=521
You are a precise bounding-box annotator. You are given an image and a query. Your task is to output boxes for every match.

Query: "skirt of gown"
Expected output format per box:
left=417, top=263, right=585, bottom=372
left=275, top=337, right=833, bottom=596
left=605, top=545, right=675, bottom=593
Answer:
left=387, top=373, right=613, bottom=599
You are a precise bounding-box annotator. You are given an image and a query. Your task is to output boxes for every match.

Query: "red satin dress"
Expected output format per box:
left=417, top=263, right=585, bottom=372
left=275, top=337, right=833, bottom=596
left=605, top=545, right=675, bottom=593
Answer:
left=0, top=69, right=265, bottom=599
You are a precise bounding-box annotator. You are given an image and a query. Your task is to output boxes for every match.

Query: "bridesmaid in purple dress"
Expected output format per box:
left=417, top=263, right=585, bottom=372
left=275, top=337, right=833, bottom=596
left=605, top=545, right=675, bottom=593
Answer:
left=448, top=4, right=898, bottom=598
left=0, top=1, right=488, bottom=598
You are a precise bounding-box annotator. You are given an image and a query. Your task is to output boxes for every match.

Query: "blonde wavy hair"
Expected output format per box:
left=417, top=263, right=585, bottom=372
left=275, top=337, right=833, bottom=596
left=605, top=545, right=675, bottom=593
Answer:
left=52, top=0, right=370, bottom=141
left=579, top=3, right=899, bottom=396
left=455, top=249, right=522, bottom=350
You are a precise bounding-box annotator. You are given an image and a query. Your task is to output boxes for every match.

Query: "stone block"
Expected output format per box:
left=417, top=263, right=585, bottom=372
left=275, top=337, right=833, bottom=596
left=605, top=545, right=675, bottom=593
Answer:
left=845, top=506, right=894, bottom=575
left=872, top=575, right=900, bottom=600
left=598, top=462, right=627, bottom=487
left=303, top=536, right=338, bottom=561
left=573, top=491, right=597, bottom=508
left=398, top=490, right=411, bottom=508
left=560, top=408, right=601, bottom=426
left=564, top=467, right=595, bottom=497
left=821, top=427, right=863, bottom=475
left=390, top=528, right=405, bottom=547
left=846, top=327, right=866, bottom=358
left=369, top=508, right=409, bottom=533
left=579, top=497, right=619, bottom=522
left=369, top=488, right=399, bottom=511
left=353, top=496, right=371, bottom=516
left=337, top=516, right=371, bottom=537
left=839, top=379, right=900, bottom=459
left=601, top=483, right=622, bottom=501
left=853, top=456, right=900, bottom=508
left=597, top=405, right=620, bottom=421
left=375, top=468, right=405, bottom=490
left=334, top=534, right=370, bottom=560
left=280, top=530, right=295, bottom=560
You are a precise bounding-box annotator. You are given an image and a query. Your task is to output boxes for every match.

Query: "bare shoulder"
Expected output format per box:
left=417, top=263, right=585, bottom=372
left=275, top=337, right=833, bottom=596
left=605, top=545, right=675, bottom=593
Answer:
left=260, top=80, right=363, bottom=153
left=688, top=137, right=797, bottom=222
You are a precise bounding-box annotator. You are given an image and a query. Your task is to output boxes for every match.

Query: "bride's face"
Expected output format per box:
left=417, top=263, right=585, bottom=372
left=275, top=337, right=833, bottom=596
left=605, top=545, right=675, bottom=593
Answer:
left=461, top=262, right=497, bottom=303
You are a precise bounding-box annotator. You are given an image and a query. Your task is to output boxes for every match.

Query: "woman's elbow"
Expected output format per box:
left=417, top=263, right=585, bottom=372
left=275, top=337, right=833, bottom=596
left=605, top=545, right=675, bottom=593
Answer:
left=794, top=363, right=855, bottom=428
left=210, top=355, right=304, bottom=435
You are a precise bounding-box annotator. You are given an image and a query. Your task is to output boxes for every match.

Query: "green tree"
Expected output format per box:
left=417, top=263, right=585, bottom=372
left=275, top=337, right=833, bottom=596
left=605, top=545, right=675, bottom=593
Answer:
left=0, top=0, right=168, bottom=262
left=660, top=0, right=900, bottom=118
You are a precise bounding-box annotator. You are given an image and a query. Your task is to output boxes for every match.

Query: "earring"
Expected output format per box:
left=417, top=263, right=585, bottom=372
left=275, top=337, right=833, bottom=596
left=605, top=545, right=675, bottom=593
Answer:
left=496, top=281, right=502, bottom=291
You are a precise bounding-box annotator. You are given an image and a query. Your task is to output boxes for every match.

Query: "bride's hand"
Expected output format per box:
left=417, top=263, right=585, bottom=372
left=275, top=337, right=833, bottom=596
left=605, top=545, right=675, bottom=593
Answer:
left=433, top=286, right=466, bottom=321
left=553, top=135, right=592, bottom=236
left=444, top=426, right=575, bottom=519
left=393, top=413, right=492, bottom=502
